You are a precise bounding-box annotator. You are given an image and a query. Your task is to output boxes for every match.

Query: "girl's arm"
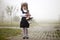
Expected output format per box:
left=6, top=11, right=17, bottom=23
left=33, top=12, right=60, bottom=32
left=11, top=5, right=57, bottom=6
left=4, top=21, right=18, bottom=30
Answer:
left=26, top=10, right=31, bottom=16
left=20, top=12, right=27, bottom=17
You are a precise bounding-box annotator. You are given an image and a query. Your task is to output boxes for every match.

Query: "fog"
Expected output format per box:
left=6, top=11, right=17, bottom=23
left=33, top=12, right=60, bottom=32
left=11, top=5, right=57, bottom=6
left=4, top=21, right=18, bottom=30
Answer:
left=0, top=0, right=60, bottom=21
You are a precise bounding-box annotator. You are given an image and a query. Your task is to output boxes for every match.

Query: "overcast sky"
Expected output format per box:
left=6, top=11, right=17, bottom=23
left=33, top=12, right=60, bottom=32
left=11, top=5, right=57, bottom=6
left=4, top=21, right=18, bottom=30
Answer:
left=0, top=0, right=60, bottom=21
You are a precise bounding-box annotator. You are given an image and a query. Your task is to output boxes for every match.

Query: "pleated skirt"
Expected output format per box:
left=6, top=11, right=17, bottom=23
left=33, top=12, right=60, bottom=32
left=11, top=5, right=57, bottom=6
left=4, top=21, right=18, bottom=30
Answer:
left=20, top=17, right=29, bottom=28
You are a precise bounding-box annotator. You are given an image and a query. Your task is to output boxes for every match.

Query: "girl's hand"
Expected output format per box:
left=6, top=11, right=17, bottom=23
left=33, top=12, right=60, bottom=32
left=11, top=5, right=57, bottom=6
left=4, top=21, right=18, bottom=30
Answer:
left=26, top=14, right=31, bottom=16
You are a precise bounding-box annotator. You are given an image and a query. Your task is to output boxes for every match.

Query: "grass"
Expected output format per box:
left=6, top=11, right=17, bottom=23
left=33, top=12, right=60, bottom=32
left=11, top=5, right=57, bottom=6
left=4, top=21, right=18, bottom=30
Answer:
left=0, top=28, right=22, bottom=40
left=0, top=22, right=19, bottom=27
left=0, top=21, right=60, bottom=27
left=55, top=30, right=60, bottom=37
left=0, top=21, right=39, bottom=27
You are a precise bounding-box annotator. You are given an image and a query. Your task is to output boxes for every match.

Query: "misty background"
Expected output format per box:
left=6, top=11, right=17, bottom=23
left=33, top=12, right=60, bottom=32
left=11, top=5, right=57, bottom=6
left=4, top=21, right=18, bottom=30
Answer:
left=0, top=0, right=60, bottom=26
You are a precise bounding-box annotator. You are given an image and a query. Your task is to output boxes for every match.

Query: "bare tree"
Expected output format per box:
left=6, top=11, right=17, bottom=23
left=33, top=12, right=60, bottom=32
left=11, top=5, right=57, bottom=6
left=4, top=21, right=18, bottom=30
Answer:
left=6, top=6, right=13, bottom=15
left=5, top=5, right=16, bottom=26
left=1, top=11, right=4, bottom=23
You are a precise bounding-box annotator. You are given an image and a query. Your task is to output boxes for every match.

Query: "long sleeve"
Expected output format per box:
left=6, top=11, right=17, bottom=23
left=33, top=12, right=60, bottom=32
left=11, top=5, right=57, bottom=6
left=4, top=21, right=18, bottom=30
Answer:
left=20, top=11, right=26, bottom=17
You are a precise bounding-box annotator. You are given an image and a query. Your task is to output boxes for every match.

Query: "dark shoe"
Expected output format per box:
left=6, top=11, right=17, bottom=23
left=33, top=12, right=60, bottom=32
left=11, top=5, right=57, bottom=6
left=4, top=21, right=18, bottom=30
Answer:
left=23, top=37, right=25, bottom=39
left=26, top=37, right=29, bottom=39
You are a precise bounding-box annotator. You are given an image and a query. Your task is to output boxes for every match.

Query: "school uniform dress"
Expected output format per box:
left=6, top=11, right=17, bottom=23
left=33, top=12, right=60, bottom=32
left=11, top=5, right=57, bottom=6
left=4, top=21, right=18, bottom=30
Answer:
left=20, top=10, right=29, bottom=28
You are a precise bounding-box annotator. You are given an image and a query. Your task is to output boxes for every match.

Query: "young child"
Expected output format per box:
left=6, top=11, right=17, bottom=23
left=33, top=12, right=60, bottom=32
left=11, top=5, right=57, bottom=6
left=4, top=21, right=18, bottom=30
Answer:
left=20, top=3, right=32, bottom=39
left=21, top=3, right=32, bottom=21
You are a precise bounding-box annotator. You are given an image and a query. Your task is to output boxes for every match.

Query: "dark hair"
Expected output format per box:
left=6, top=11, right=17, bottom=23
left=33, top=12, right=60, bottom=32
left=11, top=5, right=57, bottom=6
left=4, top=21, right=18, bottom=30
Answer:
left=21, top=3, right=28, bottom=11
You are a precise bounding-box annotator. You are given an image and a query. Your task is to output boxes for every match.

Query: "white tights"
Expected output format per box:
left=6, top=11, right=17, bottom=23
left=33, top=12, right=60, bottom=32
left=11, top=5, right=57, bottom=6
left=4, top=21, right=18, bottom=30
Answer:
left=23, top=28, right=28, bottom=37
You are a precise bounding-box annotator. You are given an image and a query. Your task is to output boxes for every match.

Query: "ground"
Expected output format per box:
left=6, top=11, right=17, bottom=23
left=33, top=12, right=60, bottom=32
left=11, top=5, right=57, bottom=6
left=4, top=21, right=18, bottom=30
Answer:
left=5, top=25, right=60, bottom=40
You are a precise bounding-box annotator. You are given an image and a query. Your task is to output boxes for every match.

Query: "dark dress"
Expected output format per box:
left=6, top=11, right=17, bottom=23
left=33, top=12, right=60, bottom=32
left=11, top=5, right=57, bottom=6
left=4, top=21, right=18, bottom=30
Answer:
left=20, top=17, right=29, bottom=28
left=20, top=9, right=29, bottom=28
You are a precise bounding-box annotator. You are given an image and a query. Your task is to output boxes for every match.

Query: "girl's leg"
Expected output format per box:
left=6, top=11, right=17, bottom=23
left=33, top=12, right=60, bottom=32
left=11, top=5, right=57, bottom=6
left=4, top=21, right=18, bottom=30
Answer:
left=25, top=28, right=29, bottom=39
left=23, top=28, right=29, bottom=39
left=23, top=28, right=26, bottom=37
left=25, top=28, right=28, bottom=37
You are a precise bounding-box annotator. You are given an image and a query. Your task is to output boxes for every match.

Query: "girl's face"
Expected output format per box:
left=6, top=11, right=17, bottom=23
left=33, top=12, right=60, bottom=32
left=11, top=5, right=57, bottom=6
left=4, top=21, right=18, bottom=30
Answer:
left=22, top=6, right=27, bottom=10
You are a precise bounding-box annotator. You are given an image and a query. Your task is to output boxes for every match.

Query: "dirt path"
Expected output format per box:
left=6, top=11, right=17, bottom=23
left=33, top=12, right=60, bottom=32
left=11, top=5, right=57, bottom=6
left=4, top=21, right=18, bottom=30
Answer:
left=6, top=26, right=60, bottom=40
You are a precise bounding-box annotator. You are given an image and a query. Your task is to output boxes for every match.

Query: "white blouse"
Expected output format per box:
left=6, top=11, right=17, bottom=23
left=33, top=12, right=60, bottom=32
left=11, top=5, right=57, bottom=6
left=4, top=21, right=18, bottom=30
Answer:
left=20, top=9, right=27, bottom=17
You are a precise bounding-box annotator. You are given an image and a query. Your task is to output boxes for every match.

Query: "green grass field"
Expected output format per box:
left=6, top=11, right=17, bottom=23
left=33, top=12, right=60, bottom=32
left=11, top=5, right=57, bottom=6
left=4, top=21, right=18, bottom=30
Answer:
left=0, top=21, right=60, bottom=27
left=0, top=28, right=21, bottom=40
left=0, top=22, right=19, bottom=27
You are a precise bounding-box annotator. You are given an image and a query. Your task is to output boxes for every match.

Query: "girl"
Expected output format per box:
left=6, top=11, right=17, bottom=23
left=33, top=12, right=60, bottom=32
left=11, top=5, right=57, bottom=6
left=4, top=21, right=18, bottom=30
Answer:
left=20, top=3, right=32, bottom=39
left=21, top=3, right=32, bottom=21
